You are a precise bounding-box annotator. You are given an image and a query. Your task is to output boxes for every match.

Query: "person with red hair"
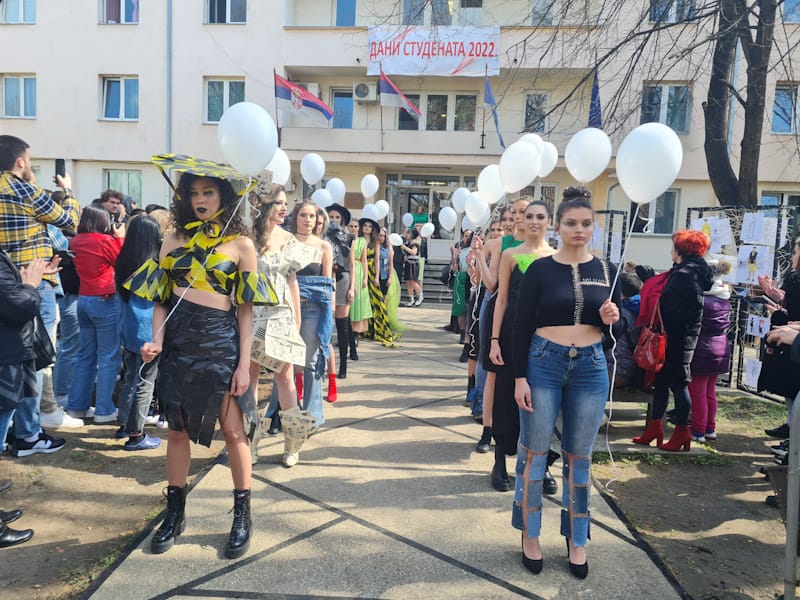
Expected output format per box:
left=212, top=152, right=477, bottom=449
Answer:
left=633, top=229, right=714, bottom=451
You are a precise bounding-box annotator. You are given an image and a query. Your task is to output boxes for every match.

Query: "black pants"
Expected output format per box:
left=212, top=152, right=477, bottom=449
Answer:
left=652, top=372, right=691, bottom=425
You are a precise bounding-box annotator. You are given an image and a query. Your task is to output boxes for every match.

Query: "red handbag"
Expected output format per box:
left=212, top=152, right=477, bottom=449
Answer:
left=633, top=301, right=666, bottom=374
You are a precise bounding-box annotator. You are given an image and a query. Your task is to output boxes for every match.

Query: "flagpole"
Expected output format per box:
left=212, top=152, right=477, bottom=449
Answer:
left=273, top=69, right=281, bottom=147
left=480, top=65, right=487, bottom=149
left=380, top=63, right=385, bottom=151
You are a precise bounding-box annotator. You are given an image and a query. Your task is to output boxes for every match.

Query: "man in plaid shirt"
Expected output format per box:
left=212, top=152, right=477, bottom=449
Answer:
left=0, top=135, right=80, bottom=457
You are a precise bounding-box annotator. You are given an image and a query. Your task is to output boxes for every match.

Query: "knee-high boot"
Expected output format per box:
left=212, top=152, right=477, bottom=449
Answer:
left=225, top=489, right=251, bottom=559
left=348, top=319, right=359, bottom=361
left=335, top=317, right=349, bottom=378
left=151, top=485, right=187, bottom=554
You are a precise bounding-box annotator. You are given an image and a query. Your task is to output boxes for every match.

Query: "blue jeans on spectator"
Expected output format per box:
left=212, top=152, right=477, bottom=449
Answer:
left=53, top=292, right=80, bottom=400
left=119, top=349, right=159, bottom=434
left=469, top=291, right=493, bottom=418
left=300, top=302, right=324, bottom=426
left=513, top=335, right=608, bottom=548
left=67, top=295, right=121, bottom=417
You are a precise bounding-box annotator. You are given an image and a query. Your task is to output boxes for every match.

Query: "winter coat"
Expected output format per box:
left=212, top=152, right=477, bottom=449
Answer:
left=781, top=270, right=800, bottom=321
left=605, top=295, right=641, bottom=380
left=690, top=279, right=732, bottom=376
left=659, top=255, right=714, bottom=383
left=0, top=248, right=39, bottom=366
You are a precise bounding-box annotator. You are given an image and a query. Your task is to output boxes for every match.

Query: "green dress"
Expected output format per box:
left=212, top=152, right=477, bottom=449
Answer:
left=349, top=236, right=372, bottom=323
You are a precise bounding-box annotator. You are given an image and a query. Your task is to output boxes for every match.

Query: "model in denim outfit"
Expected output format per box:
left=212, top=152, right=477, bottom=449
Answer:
left=511, top=189, right=620, bottom=579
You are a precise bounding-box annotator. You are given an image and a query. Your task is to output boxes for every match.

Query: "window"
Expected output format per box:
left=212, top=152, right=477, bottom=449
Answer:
left=631, top=190, right=677, bottom=234
left=521, top=183, right=557, bottom=216
left=461, top=0, right=482, bottom=6
left=531, top=0, right=554, bottom=25
left=640, top=84, right=690, bottom=133
left=332, top=91, right=353, bottom=129
left=3, top=75, right=36, bottom=118
left=206, top=0, right=245, bottom=24
left=431, top=0, right=451, bottom=25
left=0, top=0, right=35, bottom=23
left=649, top=0, right=695, bottom=23
left=205, top=79, right=244, bottom=123
left=102, top=0, right=138, bottom=24
left=336, top=0, right=356, bottom=25
left=786, top=0, right=800, bottom=22
left=104, top=169, right=142, bottom=204
left=102, top=77, right=139, bottom=120
left=457, top=0, right=482, bottom=24
left=772, top=85, right=798, bottom=133
left=397, top=93, right=477, bottom=131
left=403, top=0, right=450, bottom=25
left=524, top=93, right=547, bottom=133
left=403, top=0, right=424, bottom=25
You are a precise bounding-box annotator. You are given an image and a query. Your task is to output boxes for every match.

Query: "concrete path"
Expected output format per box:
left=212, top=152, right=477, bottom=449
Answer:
left=89, top=305, right=683, bottom=600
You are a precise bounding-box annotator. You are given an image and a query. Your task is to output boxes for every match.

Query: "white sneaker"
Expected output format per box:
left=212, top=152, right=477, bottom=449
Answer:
left=93, top=410, right=118, bottom=424
left=67, top=407, right=95, bottom=420
left=414, top=294, right=424, bottom=306
left=405, top=297, right=416, bottom=307
left=144, top=414, right=159, bottom=426
left=40, top=407, right=84, bottom=429
left=156, top=415, right=169, bottom=429
left=283, top=451, right=299, bottom=468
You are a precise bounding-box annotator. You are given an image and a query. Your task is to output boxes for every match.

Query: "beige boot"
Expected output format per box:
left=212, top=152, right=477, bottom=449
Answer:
left=279, top=406, right=315, bottom=467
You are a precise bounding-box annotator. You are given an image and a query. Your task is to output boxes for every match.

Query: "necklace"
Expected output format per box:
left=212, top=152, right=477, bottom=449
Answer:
left=295, top=232, right=312, bottom=242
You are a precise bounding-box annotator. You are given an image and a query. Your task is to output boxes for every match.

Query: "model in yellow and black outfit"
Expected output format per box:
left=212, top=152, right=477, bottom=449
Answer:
left=360, top=217, right=397, bottom=348
left=125, top=162, right=276, bottom=560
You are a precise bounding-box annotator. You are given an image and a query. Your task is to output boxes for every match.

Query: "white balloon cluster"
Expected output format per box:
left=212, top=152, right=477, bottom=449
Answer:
left=217, top=102, right=278, bottom=177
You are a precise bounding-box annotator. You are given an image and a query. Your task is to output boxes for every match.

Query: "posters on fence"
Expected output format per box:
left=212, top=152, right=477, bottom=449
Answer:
left=746, top=314, right=770, bottom=338
left=744, top=358, right=762, bottom=389
left=735, top=244, right=774, bottom=285
left=740, top=212, right=778, bottom=245
left=690, top=216, right=734, bottom=255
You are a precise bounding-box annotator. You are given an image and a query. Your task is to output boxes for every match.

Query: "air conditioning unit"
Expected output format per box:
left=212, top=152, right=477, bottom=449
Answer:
left=353, top=81, right=378, bottom=103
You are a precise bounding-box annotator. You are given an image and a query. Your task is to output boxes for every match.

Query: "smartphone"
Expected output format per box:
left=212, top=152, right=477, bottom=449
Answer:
left=55, top=158, right=66, bottom=179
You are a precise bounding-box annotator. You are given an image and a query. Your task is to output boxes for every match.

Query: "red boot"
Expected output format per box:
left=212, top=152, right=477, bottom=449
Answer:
left=660, top=425, right=691, bottom=452
left=295, top=372, right=304, bottom=404
left=632, top=419, right=664, bottom=447
left=326, top=374, right=337, bottom=403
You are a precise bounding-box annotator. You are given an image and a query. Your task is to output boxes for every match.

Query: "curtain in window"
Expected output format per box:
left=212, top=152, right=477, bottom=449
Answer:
left=229, top=81, right=245, bottom=106
left=127, top=172, right=142, bottom=203
left=666, top=85, right=689, bottom=132
left=4, top=78, right=20, bottom=116
left=105, top=79, right=121, bottom=118
left=23, top=77, right=35, bottom=116
left=106, top=0, right=121, bottom=23
left=128, top=0, right=140, bottom=23
left=207, top=81, right=223, bottom=122
left=124, top=79, right=138, bottom=119
left=640, top=85, right=661, bottom=124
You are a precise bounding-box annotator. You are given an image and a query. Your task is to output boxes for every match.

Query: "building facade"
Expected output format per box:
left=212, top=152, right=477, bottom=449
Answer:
left=2, top=0, right=799, bottom=267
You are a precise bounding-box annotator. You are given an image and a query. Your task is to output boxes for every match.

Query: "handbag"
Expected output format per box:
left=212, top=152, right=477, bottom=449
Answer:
left=33, top=313, right=55, bottom=371
left=633, top=301, right=666, bottom=374
left=439, top=264, right=455, bottom=289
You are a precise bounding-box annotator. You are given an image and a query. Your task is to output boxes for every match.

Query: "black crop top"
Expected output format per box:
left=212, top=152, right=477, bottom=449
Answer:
left=297, top=262, right=322, bottom=276
left=512, top=256, right=620, bottom=378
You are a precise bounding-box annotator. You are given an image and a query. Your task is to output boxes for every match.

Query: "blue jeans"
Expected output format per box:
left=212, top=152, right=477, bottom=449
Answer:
left=67, top=295, right=121, bottom=417
left=119, top=349, right=159, bottom=434
left=470, top=291, right=493, bottom=418
left=53, top=292, right=80, bottom=398
left=300, top=302, right=324, bottom=426
left=513, top=335, right=608, bottom=547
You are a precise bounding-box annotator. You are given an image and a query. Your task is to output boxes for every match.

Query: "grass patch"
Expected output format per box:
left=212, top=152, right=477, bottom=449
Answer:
left=716, top=393, right=785, bottom=431
left=592, top=451, right=730, bottom=467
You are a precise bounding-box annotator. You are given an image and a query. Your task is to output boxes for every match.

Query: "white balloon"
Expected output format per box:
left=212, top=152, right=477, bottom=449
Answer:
left=519, top=133, right=545, bottom=155
left=217, top=102, right=278, bottom=176
left=420, top=222, right=435, bottom=238
left=461, top=215, right=475, bottom=232
left=361, top=174, right=379, bottom=198
left=564, top=128, right=612, bottom=183
left=362, top=203, right=378, bottom=221
left=499, top=141, right=541, bottom=194
left=402, top=212, right=414, bottom=227
left=465, top=192, right=488, bottom=223
left=477, top=164, right=504, bottom=205
left=539, top=142, right=558, bottom=178
left=374, top=199, right=390, bottom=220
left=475, top=207, right=491, bottom=228
left=438, top=206, right=458, bottom=231
left=389, top=233, right=403, bottom=246
left=452, top=187, right=470, bottom=214
left=617, top=123, right=683, bottom=205
left=325, top=178, right=346, bottom=203
left=266, top=147, right=291, bottom=186
left=300, top=153, right=326, bottom=186
left=311, top=188, right=333, bottom=208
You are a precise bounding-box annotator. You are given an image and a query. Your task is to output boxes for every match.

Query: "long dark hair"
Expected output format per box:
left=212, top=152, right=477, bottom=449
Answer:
left=78, top=204, right=111, bottom=234
left=115, top=216, right=162, bottom=302
left=172, top=173, right=248, bottom=237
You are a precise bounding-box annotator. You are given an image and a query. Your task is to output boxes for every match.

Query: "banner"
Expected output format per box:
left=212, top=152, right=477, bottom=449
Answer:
left=367, top=26, right=500, bottom=77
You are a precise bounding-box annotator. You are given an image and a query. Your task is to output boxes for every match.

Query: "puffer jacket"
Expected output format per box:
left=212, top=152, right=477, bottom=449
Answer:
left=660, top=255, right=714, bottom=383
left=0, top=249, right=40, bottom=366
left=690, top=279, right=732, bottom=376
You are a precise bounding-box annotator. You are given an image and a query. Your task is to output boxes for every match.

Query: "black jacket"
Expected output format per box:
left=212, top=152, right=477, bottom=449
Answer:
left=0, top=249, right=40, bottom=366
left=660, top=255, right=714, bottom=383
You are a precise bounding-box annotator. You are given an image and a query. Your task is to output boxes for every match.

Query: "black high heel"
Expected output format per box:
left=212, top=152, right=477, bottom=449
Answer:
left=521, top=534, right=543, bottom=574
left=565, top=537, right=588, bottom=579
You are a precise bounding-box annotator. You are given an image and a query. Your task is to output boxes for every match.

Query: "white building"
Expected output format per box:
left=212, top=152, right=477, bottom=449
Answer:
left=2, top=0, right=799, bottom=268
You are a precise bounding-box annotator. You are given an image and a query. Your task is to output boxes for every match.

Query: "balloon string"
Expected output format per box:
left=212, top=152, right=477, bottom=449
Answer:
left=607, top=202, right=641, bottom=301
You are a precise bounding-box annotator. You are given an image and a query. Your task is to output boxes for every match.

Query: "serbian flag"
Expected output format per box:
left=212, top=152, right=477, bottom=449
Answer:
left=379, top=69, right=421, bottom=120
left=274, top=73, right=333, bottom=127
left=483, top=72, right=505, bottom=149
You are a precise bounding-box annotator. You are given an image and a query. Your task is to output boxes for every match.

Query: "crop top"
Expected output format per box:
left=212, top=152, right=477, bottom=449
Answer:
left=124, top=219, right=277, bottom=305
left=512, top=256, right=620, bottom=378
left=297, top=262, right=322, bottom=276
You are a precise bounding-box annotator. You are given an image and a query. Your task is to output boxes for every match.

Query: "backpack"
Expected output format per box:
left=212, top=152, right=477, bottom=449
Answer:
left=636, top=271, right=670, bottom=328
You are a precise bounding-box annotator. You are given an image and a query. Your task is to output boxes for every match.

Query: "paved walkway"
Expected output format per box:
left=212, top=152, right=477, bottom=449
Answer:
left=88, top=305, right=683, bottom=600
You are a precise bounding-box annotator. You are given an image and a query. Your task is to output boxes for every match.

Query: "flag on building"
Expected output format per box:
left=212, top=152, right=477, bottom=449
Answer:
left=274, top=73, right=333, bottom=127
left=379, top=69, right=421, bottom=119
left=483, top=72, right=505, bottom=149
left=588, top=69, right=603, bottom=129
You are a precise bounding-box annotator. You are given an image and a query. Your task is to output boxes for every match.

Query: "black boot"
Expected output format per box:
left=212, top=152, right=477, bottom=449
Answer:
left=491, top=446, right=513, bottom=492
left=336, top=317, right=349, bottom=378
left=225, top=489, right=251, bottom=559
left=268, top=411, right=281, bottom=435
left=151, top=485, right=187, bottom=554
left=348, top=319, right=359, bottom=361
